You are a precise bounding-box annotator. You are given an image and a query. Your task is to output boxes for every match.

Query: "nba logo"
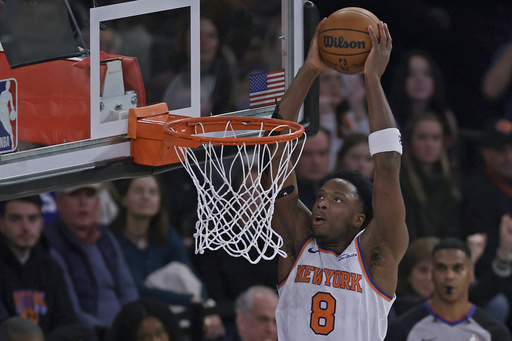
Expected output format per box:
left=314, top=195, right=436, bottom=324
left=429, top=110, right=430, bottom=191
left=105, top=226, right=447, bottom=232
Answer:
left=0, top=78, right=17, bottom=154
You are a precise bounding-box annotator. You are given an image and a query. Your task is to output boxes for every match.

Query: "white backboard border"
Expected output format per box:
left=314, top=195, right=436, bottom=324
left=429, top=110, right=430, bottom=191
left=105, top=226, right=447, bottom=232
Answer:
left=89, top=0, right=201, bottom=139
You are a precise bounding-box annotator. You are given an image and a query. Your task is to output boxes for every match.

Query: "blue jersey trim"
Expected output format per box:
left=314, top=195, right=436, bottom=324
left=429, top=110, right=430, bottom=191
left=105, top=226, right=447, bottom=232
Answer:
left=277, top=234, right=314, bottom=288
left=425, top=301, right=476, bottom=326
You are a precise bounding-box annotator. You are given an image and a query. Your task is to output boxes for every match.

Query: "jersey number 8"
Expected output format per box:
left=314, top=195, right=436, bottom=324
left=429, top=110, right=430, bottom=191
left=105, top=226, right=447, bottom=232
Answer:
left=310, top=292, right=336, bottom=335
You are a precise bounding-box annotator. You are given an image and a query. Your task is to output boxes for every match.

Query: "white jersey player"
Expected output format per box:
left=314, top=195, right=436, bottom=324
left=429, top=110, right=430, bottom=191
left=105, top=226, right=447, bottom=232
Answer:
left=266, top=20, right=408, bottom=340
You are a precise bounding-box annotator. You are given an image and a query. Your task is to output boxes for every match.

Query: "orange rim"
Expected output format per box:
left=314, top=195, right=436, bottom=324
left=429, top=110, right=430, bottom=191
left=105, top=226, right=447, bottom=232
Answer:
left=163, top=116, right=305, bottom=146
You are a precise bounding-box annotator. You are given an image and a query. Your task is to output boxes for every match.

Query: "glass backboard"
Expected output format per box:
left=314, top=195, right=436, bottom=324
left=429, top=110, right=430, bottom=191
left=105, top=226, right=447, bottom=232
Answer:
left=0, top=0, right=319, bottom=200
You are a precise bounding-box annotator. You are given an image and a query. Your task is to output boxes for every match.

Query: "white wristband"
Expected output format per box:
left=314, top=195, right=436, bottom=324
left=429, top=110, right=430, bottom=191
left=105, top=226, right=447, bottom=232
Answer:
left=368, top=128, right=403, bottom=156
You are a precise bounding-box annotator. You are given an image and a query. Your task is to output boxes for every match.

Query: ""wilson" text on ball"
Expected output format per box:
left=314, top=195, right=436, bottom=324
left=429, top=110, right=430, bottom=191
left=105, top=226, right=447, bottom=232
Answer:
left=323, top=36, right=366, bottom=49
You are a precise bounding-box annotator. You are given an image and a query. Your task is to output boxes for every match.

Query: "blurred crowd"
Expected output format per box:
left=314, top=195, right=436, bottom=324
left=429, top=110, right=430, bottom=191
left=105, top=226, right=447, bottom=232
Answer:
left=2, top=0, right=512, bottom=340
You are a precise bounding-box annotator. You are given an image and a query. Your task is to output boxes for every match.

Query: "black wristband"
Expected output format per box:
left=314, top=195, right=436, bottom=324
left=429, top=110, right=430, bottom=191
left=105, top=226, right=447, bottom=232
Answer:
left=271, top=103, right=283, bottom=120
left=277, top=185, right=294, bottom=199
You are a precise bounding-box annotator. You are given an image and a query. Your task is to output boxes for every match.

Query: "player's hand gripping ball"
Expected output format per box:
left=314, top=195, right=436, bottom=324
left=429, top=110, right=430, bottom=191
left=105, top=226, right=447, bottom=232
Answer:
left=318, top=7, right=380, bottom=74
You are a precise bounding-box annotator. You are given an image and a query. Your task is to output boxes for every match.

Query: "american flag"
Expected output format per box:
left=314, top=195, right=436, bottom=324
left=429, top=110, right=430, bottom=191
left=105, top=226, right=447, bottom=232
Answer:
left=249, top=69, right=285, bottom=108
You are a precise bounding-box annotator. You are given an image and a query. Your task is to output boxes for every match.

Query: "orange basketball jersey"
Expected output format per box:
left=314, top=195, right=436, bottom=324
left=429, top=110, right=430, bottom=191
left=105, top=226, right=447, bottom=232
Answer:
left=276, top=231, right=395, bottom=340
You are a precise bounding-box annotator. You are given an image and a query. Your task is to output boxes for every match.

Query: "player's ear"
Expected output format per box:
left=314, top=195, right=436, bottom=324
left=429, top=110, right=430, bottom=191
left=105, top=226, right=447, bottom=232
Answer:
left=354, top=213, right=365, bottom=229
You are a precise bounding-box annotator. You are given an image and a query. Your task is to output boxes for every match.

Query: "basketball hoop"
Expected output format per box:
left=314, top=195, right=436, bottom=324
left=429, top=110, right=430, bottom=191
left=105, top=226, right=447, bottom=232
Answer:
left=163, top=116, right=305, bottom=264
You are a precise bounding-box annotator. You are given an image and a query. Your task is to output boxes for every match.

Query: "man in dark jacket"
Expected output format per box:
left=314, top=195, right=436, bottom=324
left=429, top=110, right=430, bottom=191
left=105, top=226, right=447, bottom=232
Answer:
left=44, top=184, right=138, bottom=332
left=0, top=195, right=76, bottom=336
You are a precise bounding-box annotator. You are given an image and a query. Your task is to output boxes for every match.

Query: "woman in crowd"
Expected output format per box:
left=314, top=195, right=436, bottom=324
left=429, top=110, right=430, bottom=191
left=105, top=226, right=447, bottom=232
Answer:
left=400, top=113, right=461, bottom=241
left=336, top=132, right=374, bottom=181
left=107, top=298, right=184, bottom=341
left=389, top=50, right=459, bottom=166
left=393, top=236, right=439, bottom=317
left=108, top=175, right=225, bottom=340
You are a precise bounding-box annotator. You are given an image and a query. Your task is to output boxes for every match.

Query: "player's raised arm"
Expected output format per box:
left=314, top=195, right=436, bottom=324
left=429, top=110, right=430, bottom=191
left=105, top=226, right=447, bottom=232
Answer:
left=268, top=19, right=331, bottom=280
left=359, top=22, right=408, bottom=296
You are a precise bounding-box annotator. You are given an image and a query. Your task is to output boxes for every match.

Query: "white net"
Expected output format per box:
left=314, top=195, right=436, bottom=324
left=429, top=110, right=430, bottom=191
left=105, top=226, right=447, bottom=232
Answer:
left=171, top=119, right=305, bottom=264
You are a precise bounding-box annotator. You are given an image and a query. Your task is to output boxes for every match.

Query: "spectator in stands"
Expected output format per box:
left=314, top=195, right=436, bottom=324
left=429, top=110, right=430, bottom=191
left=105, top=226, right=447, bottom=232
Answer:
left=319, top=71, right=369, bottom=172
left=400, top=113, right=461, bottom=241
left=394, top=236, right=439, bottom=317
left=336, top=132, right=374, bottom=181
left=460, top=117, right=512, bottom=328
left=107, top=298, right=184, bottom=341
left=149, top=9, right=237, bottom=117
left=0, top=316, right=44, bottom=341
left=44, top=184, right=138, bottom=333
left=192, top=168, right=278, bottom=335
left=0, top=195, right=76, bottom=335
left=389, top=50, right=458, bottom=165
left=465, top=219, right=512, bottom=325
left=386, top=238, right=512, bottom=340
left=223, top=286, right=278, bottom=341
left=109, top=176, right=225, bottom=340
left=482, top=31, right=512, bottom=120
left=294, top=127, right=332, bottom=210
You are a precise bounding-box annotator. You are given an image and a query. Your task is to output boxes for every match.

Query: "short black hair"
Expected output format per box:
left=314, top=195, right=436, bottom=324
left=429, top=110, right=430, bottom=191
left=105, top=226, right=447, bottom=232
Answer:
left=0, top=195, right=43, bottom=218
left=432, top=238, right=471, bottom=259
left=330, top=169, right=373, bottom=229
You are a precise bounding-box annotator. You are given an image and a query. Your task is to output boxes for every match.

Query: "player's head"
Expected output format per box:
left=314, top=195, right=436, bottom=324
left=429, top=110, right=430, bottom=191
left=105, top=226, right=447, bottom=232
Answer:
left=0, top=195, right=43, bottom=256
left=331, top=169, right=373, bottom=229
left=311, top=169, right=373, bottom=243
left=235, top=286, right=278, bottom=341
left=431, top=238, right=474, bottom=304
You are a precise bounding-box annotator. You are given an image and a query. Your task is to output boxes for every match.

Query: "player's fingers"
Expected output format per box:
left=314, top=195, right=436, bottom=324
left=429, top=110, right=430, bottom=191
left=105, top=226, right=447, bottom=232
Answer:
left=368, top=24, right=378, bottom=45
left=383, top=22, right=392, bottom=47
left=311, top=19, right=326, bottom=46
left=315, top=17, right=327, bottom=35
left=376, top=22, right=388, bottom=46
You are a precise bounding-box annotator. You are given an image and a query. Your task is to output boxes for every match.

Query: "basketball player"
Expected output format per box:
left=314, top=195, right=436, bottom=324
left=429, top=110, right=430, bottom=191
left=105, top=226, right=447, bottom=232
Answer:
left=268, top=21, right=408, bottom=340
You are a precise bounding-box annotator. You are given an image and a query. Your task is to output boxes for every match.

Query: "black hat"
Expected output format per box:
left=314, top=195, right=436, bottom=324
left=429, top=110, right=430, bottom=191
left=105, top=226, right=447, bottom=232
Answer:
left=482, top=118, right=512, bottom=149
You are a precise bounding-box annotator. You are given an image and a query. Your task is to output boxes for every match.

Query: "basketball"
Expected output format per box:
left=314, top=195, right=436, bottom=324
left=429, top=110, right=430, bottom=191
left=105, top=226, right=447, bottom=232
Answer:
left=318, top=7, right=380, bottom=75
